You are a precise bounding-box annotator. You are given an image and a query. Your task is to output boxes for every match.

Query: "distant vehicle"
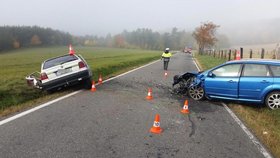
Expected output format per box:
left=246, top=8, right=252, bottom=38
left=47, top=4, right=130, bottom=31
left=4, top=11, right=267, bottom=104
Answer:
left=26, top=54, right=92, bottom=92
left=173, top=59, right=280, bottom=109
left=184, top=47, right=192, bottom=54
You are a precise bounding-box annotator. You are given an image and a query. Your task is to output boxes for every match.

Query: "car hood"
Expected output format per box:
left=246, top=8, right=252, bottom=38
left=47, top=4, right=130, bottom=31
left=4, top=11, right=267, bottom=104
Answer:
left=173, top=71, right=203, bottom=86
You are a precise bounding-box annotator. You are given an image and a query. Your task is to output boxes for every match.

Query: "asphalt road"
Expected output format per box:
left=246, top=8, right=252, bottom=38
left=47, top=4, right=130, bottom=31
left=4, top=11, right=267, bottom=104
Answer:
left=0, top=52, right=266, bottom=158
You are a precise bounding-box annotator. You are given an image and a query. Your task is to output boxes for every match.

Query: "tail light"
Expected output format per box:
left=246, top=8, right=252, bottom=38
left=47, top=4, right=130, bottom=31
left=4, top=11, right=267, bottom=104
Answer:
left=78, top=61, right=86, bottom=69
left=40, top=72, right=48, bottom=80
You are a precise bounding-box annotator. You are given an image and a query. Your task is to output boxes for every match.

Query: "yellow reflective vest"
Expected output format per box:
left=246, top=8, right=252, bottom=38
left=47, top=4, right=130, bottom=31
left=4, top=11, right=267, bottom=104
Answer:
left=162, top=52, right=172, bottom=58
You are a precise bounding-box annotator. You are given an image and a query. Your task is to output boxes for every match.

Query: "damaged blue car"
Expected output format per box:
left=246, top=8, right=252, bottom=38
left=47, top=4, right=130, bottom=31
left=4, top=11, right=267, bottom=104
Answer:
left=173, top=59, right=280, bottom=109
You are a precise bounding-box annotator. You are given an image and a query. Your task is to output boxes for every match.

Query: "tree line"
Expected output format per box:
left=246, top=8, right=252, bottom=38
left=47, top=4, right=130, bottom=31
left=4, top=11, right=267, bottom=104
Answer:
left=0, top=23, right=229, bottom=52
left=74, top=28, right=196, bottom=51
left=0, top=26, right=72, bottom=51
left=76, top=24, right=229, bottom=51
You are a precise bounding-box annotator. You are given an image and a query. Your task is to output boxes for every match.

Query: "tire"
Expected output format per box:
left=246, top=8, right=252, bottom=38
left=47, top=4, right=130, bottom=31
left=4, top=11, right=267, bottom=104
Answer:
left=188, top=85, right=205, bottom=101
left=46, top=88, right=57, bottom=94
left=265, top=91, right=280, bottom=110
left=83, top=78, right=92, bottom=90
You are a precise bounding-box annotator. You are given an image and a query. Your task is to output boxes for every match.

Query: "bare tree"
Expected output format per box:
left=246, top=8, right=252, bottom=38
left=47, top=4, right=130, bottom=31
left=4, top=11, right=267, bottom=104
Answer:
left=193, top=22, right=219, bottom=54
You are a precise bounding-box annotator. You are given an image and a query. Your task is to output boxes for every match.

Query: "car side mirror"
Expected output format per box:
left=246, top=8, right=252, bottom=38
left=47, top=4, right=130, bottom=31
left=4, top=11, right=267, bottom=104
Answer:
left=208, top=72, right=215, bottom=77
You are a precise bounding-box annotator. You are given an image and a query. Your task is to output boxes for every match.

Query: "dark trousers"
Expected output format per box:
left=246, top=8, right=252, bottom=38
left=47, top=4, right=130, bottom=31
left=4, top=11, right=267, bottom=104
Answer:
left=164, top=61, right=169, bottom=70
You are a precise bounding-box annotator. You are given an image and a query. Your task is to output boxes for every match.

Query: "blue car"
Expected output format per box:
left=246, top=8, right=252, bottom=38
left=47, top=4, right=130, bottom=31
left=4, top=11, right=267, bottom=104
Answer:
left=173, top=59, right=280, bottom=109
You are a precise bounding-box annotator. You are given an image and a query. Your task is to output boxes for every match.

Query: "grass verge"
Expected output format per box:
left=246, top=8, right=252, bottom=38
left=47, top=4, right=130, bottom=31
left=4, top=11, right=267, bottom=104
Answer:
left=195, top=53, right=280, bottom=158
left=0, top=46, right=161, bottom=117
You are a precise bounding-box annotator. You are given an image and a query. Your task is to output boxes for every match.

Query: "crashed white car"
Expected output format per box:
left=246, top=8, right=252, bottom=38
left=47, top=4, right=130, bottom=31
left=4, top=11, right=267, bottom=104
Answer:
left=26, top=54, right=92, bottom=91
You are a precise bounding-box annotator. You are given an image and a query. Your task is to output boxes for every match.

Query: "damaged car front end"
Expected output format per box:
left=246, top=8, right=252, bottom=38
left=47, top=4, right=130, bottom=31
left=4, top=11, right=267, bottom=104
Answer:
left=172, top=71, right=206, bottom=100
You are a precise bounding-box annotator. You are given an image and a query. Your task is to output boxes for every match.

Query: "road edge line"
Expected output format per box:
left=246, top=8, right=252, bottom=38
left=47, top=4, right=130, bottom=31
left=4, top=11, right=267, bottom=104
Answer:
left=0, top=59, right=160, bottom=126
left=97, top=59, right=160, bottom=85
left=0, top=90, right=82, bottom=126
left=222, top=103, right=273, bottom=158
left=192, top=56, right=273, bottom=158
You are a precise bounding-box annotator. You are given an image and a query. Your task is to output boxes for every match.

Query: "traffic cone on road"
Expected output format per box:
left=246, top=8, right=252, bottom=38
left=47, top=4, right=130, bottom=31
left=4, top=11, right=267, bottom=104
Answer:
left=181, top=100, right=189, bottom=114
left=146, top=88, right=153, bottom=100
left=164, top=71, right=168, bottom=78
left=69, top=44, right=75, bottom=55
left=150, top=114, right=163, bottom=134
left=98, top=74, right=103, bottom=84
left=91, top=81, right=96, bottom=92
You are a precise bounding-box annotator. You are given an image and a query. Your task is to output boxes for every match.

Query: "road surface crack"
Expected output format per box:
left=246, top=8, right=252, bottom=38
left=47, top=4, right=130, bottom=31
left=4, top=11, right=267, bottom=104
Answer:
left=188, top=114, right=196, bottom=137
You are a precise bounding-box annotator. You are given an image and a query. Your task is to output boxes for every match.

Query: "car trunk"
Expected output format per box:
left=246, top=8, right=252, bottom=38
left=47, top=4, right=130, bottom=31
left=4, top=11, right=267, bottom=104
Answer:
left=41, top=60, right=81, bottom=83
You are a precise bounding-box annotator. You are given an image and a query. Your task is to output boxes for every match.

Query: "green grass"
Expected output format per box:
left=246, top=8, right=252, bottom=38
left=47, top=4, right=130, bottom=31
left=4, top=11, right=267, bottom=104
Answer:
left=195, top=52, right=280, bottom=158
left=194, top=53, right=227, bottom=69
left=0, top=46, right=161, bottom=114
left=229, top=104, right=280, bottom=158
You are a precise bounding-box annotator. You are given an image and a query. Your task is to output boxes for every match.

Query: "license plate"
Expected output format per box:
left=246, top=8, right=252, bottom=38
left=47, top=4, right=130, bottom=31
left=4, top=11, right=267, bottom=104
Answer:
left=56, top=68, right=72, bottom=76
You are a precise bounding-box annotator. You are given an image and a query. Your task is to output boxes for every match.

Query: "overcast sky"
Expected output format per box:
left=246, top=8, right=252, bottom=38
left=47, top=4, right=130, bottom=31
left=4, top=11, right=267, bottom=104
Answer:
left=1, top=0, right=279, bottom=36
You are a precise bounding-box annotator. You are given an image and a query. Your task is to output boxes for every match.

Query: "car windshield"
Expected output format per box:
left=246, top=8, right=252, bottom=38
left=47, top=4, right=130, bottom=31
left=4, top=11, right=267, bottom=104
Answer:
left=43, top=55, right=78, bottom=69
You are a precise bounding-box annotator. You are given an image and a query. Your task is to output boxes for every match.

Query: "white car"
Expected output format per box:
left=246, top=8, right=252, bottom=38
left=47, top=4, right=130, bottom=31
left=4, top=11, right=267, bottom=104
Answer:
left=26, top=54, right=92, bottom=91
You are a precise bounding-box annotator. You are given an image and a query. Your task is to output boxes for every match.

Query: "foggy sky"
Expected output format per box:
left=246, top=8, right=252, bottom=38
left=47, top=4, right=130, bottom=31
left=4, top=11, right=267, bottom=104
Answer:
left=1, top=0, right=280, bottom=36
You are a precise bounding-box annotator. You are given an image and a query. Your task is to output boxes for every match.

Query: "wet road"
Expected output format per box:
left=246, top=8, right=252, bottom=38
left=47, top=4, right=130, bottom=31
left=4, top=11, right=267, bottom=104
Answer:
left=0, top=52, right=266, bottom=158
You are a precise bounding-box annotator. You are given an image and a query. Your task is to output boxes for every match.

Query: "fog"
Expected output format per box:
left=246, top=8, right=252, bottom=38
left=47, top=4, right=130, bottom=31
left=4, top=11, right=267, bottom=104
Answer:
left=1, top=0, right=280, bottom=45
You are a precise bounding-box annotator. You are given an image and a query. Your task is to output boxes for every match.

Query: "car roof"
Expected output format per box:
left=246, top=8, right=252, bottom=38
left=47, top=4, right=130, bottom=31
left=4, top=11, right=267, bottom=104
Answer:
left=226, top=59, right=280, bottom=65
left=43, top=54, right=78, bottom=63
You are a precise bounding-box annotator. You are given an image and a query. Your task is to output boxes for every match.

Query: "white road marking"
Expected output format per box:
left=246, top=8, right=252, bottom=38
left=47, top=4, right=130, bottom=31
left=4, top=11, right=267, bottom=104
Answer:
left=222, top=103, right=273, bottom=158
left=0, top=59, right=160, bottom=126
left=0, top=90, right=81, bottom=126
left=192, top=57, right=273, bottom=158
left=192, top=57, right=201, bottom=71
left=97, top=59, right=159, bottom=85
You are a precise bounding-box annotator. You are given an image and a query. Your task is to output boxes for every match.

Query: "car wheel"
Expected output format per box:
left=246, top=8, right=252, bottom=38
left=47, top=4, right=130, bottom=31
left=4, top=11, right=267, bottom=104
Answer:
left=188, top=85, right=205, bottom=101
left=83, top=78, right=92, bottom=90
left=46, top=88, right=56, bottom=94
left=265, top=91, right=280, bottom=109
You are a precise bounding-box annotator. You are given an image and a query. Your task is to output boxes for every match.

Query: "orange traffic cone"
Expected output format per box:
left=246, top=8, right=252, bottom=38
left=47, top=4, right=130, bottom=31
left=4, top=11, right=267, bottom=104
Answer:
left=164, top=71, right=168, bottom=78
left=91, top=81, right=96, bottom=92
left=98, top=74, right=103, bottom=84
left=150, top=114, right=163, bottom=134
left=236, top=50, right=241, bottom=60
left=146, top=88, right=153, bottom=100
left=69, top=44, right=75, bottom=55
left=181, top=100, right=189, bottom=114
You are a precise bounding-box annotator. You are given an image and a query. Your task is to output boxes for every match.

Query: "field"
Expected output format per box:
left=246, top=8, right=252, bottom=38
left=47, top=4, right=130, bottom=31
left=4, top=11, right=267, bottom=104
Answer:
left=195, top=53, right=280, bottom=158
left=232, top=43, right=279, bottom=59
left=232, top=43, right=278, bottom=53
left=0, top=46, right=161, bottom=116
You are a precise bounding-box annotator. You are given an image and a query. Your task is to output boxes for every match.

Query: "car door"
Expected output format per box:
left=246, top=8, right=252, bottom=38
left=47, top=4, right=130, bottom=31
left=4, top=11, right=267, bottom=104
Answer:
left=204, top=64, right=242, bottom=98
left=239, top=64, right=273, bottom=101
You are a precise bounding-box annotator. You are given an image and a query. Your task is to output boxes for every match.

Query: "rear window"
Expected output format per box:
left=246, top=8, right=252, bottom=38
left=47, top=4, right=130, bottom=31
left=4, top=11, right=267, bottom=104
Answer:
left=43, top=55, right=78, bottom=69
left=242, top=64, right=270, bottom=77
left=270, top=65, right=280, bottom=76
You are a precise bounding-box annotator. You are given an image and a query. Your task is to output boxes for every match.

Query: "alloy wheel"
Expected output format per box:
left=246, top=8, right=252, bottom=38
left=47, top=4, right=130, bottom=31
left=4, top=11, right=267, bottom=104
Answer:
left=188, top=85, right=204, bottom=100
left=266, top=92, right=280, bottom=109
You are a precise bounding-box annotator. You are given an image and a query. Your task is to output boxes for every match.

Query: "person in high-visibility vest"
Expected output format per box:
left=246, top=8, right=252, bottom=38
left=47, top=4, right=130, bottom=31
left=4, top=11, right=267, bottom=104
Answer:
left=161, top=48, right=172, bottom=70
